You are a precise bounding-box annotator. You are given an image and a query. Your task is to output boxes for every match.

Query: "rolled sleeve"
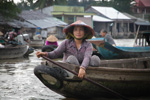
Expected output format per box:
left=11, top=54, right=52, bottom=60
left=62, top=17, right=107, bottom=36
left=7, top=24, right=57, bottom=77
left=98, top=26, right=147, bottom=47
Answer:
left=47, top=40, right=66, bottom=59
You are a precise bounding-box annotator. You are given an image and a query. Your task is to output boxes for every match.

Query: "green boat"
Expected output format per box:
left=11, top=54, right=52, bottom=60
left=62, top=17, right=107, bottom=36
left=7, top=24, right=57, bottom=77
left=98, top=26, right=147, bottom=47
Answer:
left=88, top=37, right=150, bottom=59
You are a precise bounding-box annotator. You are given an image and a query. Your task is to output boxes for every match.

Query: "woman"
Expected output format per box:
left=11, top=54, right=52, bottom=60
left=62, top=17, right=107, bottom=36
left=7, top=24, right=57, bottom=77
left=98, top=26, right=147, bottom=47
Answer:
left=42, top=35, right=58, bottom=52
left=34, top=20, right=100, bottom=80
left=45, top=35, right=58, bottom=46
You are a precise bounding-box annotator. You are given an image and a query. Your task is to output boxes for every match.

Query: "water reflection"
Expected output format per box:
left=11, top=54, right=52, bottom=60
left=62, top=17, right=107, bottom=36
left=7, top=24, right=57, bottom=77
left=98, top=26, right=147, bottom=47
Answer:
left=0, top=51, right=65, bottom=100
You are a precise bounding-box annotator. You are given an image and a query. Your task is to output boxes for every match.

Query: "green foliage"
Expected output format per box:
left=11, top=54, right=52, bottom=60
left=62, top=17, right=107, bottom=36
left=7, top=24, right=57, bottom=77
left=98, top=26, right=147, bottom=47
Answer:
left=0, top=0, right=21, bottom=20
left=17, top=0, right=34, bottom=10
left=54, top=0, right=67, bottom=5
left=17, top=0, right=68, bottom=10
left=33, top=0, right=53, bottom=9
left=109, top=0, right=134, bottom=14
left=16, top=0, right=134, bottom=14
left=32, top=0, right=67, bottom=9
left=67, top=0, right=79, bottom=6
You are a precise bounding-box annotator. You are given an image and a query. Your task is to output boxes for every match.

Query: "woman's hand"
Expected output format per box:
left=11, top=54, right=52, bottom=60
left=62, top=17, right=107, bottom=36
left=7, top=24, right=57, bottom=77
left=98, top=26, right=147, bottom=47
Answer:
left=78, top=66, right=86, bottom=79
left=36, top=51, right=47, bottom=58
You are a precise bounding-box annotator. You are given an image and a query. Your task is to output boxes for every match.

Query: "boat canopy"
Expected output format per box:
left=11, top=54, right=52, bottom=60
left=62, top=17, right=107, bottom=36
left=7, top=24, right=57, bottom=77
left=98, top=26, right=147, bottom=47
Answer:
left=135, top=21, right=150, bottom=26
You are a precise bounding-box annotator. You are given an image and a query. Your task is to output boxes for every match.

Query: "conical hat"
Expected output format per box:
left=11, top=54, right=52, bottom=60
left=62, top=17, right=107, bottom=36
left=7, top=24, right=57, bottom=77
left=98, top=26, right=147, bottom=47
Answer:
left=0, top=31, right=3, bottom=36
left=63, top=20, right=95, bottom=39
left=46, top=35, right=58, bottom=42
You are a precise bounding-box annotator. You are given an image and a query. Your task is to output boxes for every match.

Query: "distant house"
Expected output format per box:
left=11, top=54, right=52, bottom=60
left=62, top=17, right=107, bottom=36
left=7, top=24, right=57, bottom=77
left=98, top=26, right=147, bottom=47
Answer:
left=132, top=0, right=150, bottom=14
left=19, top=10, right=67, bottom=39
left=132, top=0, right=150, bottom=21
left=40, top=5, right=95, bottom=25
left=86, top=6, right=135, bottom=38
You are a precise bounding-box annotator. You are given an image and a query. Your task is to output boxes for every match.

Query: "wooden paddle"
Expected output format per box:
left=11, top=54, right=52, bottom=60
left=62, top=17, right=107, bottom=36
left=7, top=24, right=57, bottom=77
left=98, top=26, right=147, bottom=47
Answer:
left=42, top=56, right=129, bottom=100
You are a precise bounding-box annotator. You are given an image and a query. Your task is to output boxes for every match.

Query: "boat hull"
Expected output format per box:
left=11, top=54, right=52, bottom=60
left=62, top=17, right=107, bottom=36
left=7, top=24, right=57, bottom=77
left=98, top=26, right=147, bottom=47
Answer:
left=37, top=58, right=150, bottom=98
left=30, top=40, right=44, bottom=48
left=0, top=45, right=28, bottom=59
left=88, top=38, right=150, bottom=59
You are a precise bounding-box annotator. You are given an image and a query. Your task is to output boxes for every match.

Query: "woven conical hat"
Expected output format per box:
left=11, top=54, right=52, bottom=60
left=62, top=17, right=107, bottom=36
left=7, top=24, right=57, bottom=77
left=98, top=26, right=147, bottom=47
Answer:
left=0, top=31, right=3, bottom=36
left=63, top=20, right=95, bottom=39
left=46, top=35, right=58, bottom=42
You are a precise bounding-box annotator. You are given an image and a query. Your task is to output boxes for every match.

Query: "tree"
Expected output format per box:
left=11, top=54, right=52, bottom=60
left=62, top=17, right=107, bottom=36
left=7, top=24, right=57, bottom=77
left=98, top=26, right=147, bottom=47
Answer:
left=68, top=0, right=79, bottom=6
left=108, top=0, right=134, bottom=14
left=17, top=0, right=67, bottom=10
left=0, top=0, right=21, bottom=19
left=17, top=0, right=134, bottom=14
left=54, top=0, right=67, bottom=5
left=17, top=0, right=34, bottom=10
left=33, top=0, right=53, bottom=9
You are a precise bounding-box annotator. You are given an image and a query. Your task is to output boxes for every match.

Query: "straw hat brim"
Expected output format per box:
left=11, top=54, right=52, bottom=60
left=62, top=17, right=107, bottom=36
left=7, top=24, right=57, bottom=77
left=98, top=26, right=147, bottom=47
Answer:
left=46, top=35, right=58, bottom=42
left=63, top=20, right=95, bottom=39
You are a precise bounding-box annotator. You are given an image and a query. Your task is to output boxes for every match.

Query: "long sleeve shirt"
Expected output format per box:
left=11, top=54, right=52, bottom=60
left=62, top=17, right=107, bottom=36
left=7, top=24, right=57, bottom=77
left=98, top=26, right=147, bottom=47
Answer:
left=47, top=39, right=93, bottom=68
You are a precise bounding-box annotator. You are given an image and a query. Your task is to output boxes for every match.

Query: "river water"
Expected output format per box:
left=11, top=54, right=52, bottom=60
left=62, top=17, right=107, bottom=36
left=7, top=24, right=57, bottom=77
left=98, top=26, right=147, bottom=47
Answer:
left=0, top=39, right=149, bottom=100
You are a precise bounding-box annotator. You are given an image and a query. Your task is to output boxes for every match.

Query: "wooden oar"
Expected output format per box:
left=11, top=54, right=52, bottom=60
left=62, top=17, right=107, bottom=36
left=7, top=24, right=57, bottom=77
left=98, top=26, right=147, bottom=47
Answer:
left=42, top=56, right=129, bottom=100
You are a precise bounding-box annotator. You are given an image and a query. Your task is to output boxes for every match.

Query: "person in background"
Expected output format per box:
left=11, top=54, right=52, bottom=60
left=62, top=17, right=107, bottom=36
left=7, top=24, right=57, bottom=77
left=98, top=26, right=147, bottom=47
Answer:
left=100, top=29, right=116, bottom=46
left=45, top=35, right=58, bottom=47
left=34, top=20, right=101, bottom=80
left=0, top=31, right=5, bottom=47
left=7, top=29, right=19, bottom=45
left=8, top=29, right=17, bottom=41
left=41, top=35, right=58, bottom=52
left=33, top=27, right=42, bottom=40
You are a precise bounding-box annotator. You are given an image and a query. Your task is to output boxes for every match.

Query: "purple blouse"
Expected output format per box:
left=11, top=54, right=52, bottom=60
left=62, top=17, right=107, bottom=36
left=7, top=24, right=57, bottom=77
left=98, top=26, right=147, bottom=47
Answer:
left=47, top=39, right=93, bottom=68
left=45, top=41, right=58, bottom=46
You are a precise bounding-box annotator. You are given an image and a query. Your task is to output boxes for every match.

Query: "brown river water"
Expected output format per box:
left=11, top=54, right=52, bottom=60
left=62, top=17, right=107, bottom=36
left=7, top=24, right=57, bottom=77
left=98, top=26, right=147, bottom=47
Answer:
left=0, top=39, right=150, bottom=100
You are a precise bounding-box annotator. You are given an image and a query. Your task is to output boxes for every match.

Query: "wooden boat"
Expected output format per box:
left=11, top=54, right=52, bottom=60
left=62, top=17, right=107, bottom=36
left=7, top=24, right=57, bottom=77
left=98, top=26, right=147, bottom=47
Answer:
left=41, top=45, right=57, bottom=52
left=36, top=57, right=150, bottom=98
left=87, top=38, right=150, bottom=59
left=23, top=47, right=34, bottom=57
left=0, top=45, right=28, bottom=59
left=30, top=39, right=45, bottom=48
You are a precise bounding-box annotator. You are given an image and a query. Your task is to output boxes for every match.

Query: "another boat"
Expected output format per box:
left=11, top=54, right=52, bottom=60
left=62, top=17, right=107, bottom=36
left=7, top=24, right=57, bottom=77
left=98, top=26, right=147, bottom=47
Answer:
left=0, top=44, right=28, bottom=59
left=41, top=45, right=57, bottom=52
left=30, top=39, right=45, bottom=48
left=23, top=46, right=34, bottom=57
left=87, top=38, right=150, bottom=59
left=88, top=20, right=150, bottom=59
left=36, top=57, right=150, bottom=98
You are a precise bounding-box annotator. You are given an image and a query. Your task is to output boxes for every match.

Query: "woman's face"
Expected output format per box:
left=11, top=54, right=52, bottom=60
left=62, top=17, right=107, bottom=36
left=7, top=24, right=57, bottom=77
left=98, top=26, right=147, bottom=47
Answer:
left=73, top=26, right=85, bottom=39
